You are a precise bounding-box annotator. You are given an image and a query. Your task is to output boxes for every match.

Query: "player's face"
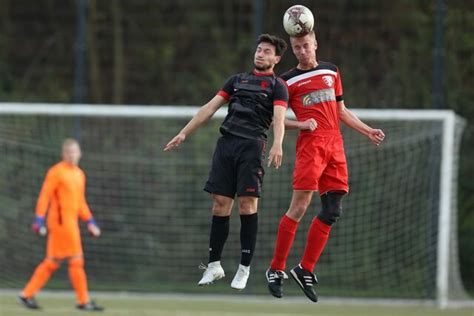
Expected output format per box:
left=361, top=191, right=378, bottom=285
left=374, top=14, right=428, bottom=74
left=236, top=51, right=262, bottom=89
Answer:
left=62, top=143, right=82, bottom=165
left=290, top=34, right=317, bottom=66
left=254, top=42, right=280, bottom=72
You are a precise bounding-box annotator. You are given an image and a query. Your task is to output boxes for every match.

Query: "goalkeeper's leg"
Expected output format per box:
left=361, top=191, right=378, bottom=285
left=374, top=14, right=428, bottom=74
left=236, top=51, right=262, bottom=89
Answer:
left=69, top=257, right=105, bottom=311
left=21, top=258, right=60, bottom=298
left=68, top=256, right=90, bottom=305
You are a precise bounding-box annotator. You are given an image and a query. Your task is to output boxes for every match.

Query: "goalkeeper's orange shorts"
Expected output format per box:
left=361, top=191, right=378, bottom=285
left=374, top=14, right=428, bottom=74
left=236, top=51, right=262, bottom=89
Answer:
left=293, top=130, right=349, bottom=195
left=46, top=225, right=83, bottom=259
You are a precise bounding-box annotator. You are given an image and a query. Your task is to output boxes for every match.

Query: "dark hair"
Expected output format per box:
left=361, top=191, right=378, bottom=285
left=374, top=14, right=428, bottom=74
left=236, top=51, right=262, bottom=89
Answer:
left=257, top=34, right=288, bottom=57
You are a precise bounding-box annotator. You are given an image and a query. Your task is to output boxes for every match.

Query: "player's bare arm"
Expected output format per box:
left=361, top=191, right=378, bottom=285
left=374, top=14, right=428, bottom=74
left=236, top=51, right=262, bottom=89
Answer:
left=268, top=106, right=286, bottom=169
left=338, top=101, right=385, bottom=146
left=284, top=118, right=317, bottom=131
left=164, top=95, right=227, bottom=151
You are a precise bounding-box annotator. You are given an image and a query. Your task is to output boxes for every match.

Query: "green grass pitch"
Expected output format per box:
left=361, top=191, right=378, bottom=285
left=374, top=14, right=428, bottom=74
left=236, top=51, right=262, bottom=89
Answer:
left=1, top=292, right=472, bottom=316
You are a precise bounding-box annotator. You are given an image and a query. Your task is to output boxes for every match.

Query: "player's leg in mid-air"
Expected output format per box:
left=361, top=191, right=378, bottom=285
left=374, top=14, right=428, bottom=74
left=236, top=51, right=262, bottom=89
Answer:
left=199, top=136, right=236, bottom=286
left=230, top=136, right=265, bottom=290
left=266, top=190, right=313, bottom=298
left=198, top=194, right=233, bottom=286
left=290, top=191, right=345, bottom=302
left=200, top=135, right=264, bottom=289
left=290, top=144, right=349, bottom=302
left=230, top=196, right=259, bottom=290
left=267, top=129, right=326, bottom=298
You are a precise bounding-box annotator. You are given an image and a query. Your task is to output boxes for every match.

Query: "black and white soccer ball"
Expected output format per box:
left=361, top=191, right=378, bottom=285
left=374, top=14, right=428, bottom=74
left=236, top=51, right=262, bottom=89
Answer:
left=283, top=5, right=314, bottom=37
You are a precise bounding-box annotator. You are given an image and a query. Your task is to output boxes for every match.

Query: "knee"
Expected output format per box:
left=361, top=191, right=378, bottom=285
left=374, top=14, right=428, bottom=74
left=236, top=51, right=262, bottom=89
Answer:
left=317, top=191, right=346, bottom=225
left=41, top=259, right=60, bottom=272
left=68, top=257, right=84, bottom=270
left=238, top=197, right=257, bottom=215
left=287, top=201, right=310, bottom=221
left=211, top=195, right=233, bottom=216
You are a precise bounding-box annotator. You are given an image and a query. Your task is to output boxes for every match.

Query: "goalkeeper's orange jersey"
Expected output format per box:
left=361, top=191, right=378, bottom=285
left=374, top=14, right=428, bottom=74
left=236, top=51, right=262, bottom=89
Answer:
left=35, top=161, right=93, bottom=258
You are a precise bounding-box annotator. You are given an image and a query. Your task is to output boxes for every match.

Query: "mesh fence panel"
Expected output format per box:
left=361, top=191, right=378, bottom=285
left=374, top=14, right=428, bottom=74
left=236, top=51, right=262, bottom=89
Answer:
left=0, top=108, right=467, bottom=300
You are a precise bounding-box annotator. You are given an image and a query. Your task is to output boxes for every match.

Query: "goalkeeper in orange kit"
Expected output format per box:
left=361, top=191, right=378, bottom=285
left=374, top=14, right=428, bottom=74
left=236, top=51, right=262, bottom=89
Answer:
left=18, top=139, right=104, bottom=311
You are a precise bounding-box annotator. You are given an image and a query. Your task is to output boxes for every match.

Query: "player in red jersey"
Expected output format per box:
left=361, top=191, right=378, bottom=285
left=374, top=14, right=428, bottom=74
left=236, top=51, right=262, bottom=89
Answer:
left=265, top=31, right=385, bottom=302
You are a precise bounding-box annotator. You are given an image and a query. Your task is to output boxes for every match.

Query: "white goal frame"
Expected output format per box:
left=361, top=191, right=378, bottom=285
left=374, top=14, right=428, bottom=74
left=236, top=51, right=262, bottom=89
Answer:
left=0, top=102, right=468, bottom=309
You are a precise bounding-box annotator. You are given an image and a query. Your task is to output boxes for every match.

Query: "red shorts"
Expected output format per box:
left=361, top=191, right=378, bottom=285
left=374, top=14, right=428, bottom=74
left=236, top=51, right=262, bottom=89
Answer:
left=293, top=130, right=349, bottom=194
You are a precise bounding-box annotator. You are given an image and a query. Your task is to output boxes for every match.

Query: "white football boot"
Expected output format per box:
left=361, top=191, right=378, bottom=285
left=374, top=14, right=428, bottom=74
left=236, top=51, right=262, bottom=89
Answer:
left=230, top=264, right=250, bottom=290
left=198, top=261, right=225, bottom=286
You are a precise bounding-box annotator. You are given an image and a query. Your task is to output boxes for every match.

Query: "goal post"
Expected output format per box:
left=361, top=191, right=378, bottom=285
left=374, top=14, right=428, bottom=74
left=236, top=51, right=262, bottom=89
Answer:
left=0, top=103, right=470, bottom=308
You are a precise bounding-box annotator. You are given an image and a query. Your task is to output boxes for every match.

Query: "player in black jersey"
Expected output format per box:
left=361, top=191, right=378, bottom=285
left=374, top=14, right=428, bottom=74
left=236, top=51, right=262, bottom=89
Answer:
left=164, top=34, right=288, bottom=290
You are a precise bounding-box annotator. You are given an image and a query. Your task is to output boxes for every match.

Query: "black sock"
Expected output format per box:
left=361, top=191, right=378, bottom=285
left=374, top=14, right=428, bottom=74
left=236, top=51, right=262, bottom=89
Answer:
left=208, top=215, right=230, bottom=263
left=239, top=213, right=258, bottom=266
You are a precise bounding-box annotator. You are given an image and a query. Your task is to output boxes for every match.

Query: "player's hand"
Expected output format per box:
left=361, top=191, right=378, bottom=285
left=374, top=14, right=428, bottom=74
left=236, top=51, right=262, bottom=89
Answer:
left=31, top=216, right=47, bottom=236
left=87, top=218, right=101, bottom=238
left=164, top=133, right=186, bottom=151
left=267, top=144, right=283, bottom=169
left=87, top=224, right=101, bottom=237
left=300, top=118, right=317, bottom=131
left=368, top=128, right=385, bottom=146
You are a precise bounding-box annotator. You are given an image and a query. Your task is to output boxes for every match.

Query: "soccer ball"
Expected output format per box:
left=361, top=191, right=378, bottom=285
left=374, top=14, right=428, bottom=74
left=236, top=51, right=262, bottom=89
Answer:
left=283, top=5, right=314, bottom=37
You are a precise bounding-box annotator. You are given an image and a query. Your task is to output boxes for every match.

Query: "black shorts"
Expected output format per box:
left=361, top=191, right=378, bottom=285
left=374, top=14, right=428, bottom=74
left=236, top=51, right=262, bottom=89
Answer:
left=204, top=134, right=266, bottom=198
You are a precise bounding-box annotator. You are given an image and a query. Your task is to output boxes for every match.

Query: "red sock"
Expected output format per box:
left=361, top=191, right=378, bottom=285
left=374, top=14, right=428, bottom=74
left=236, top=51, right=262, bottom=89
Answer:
left=270, top=215, right=299, bottom=271
left=300, top=217, right=332, bottom=272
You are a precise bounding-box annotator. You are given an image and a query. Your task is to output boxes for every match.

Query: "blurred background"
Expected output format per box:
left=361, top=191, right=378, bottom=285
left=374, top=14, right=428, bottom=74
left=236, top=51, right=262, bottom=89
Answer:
left=0, top=0, right=472, bottom=302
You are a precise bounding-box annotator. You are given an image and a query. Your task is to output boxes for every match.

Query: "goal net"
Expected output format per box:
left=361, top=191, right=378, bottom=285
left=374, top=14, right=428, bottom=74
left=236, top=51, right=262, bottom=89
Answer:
left=0, top=103, right=469, bottom=307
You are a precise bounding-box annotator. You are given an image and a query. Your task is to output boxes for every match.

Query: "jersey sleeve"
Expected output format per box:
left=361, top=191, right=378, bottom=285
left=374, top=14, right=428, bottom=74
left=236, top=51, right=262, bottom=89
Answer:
left=216, top=74, right=238, bottom=101
left=273, top=78, right=289, bottom=108
left=35, top=168, right=58, bottom=217
left=78, top=170, right=93, bottom=222
left=335, top=68, right=344, bottom=102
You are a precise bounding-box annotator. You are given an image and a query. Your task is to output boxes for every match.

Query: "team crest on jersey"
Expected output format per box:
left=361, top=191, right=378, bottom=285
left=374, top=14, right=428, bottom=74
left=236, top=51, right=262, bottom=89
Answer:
left=260, top=80, right=269, bottom=88
left=322, top=75, right=334, bottom=87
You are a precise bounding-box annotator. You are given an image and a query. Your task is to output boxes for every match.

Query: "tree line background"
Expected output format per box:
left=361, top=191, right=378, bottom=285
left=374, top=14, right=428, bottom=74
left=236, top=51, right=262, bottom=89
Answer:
left=0, top=0, right=472, bottom=293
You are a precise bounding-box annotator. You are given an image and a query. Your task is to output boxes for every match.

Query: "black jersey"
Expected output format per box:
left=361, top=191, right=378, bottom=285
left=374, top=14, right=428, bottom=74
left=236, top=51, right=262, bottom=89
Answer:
left=217, top=70, right=288, bottom=140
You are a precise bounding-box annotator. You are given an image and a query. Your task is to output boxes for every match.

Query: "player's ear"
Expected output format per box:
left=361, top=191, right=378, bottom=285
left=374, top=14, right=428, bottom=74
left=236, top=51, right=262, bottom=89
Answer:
left=274, top=55, right=282, bottom=64
left=315, top=39, right=318, bottom=50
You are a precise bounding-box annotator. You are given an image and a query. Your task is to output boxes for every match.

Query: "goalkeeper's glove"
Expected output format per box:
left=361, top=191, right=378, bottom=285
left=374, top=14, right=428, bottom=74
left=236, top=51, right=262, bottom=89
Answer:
left=31, top=216, right=47, bottom=236
left=86, top=218, right=101, bottom=237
